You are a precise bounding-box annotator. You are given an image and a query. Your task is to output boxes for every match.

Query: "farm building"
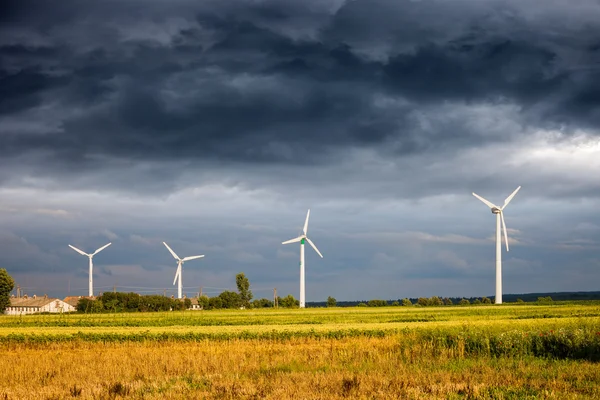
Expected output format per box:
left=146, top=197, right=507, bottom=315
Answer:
left=63, top=296, right=94, bottom=308
left=4, top=295, right=76, bottom=315
left=188, top=298, right=202, bottom=310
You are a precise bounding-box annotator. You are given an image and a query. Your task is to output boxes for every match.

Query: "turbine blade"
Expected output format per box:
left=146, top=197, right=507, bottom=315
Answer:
left=472, top=192, right=498, bottom=209
left=502, top=186, right=521, bottom=209
left=173, top=264, right=181, bottom=286
left=303, top=209, right=310, bottom=235
left=92, top=242, right=112, bottom=256
left=163, top=242, right=180, bottom=260
left=306, top=237, right=323, bottom=258
left=282, top=236, right=303, bottom=245
left=68, top=245, right=89, bottom=257
left=501, top=212, right=509, bottom=252
left=182, top=255, right=204, bottom=262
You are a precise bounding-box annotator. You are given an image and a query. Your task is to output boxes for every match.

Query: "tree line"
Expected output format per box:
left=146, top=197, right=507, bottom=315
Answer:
left=76, top=273, right=302, bottom=312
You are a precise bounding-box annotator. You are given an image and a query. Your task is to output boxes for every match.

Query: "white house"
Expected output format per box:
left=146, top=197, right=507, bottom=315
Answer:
left=4, top=295, right=76, bottom=315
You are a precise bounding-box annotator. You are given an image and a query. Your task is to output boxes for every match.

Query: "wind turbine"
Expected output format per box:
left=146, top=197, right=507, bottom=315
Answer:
left=282, top=209, right=323, bottom=308
left=472, top=186, right=521, bottom=305
left=68, top=242, right=112, bottom=297
left=163, top=242, right=204, bottom=299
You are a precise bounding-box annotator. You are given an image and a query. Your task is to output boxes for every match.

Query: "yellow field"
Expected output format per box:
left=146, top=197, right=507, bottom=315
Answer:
left=2, top=304, right=600, bottom=399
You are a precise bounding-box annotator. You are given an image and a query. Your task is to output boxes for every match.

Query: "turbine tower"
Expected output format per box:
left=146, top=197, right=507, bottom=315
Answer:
left=68, top=242, right=112, bottom=297
left=472, top=186, right=521, bottom=305
left=282, top=209, right=323, bottom=308
left=163, top=242, right=204, bottom=299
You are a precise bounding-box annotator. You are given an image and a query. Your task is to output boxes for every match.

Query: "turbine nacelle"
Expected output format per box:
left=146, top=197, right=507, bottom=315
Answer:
left=491, top=207, right=502, bottom=214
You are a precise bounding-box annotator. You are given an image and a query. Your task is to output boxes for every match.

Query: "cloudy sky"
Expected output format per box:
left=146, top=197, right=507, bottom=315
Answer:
left=1, top=0, right=599, bottom=302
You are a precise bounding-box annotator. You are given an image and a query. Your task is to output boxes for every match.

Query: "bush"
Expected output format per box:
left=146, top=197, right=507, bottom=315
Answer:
left=402, top=298, right=412, bottom=306
left=482, top=297, right=492, bottom=304
left=429, top=296, right=443, bottom=306
left=391, top=301, right=400, bottom=306
left=327, top=296, right=337, bottom=307
left=443, top=297, right=453, bottom=305
left=459, top=298, right=470, bottom=305
left=417, top=297, right=430, bottom=307
left=367, top=299, right=388, bottom=307
left=357, top=303, right=367, bottom=307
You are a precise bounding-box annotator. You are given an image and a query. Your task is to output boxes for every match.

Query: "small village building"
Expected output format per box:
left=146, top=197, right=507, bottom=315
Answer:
left=4, top=295, right=76, bottom=315
left=188, top=298, right=202, bottom=310
left=63, top=296, right=94, bottom=308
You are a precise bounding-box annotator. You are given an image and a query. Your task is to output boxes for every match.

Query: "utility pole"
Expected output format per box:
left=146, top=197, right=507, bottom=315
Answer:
left=163, top=289, right=167, bottom=297
left=113, top=285, right=116, bottom=293
left=274, top=288, right=278, bottom=308
left=199, top=286, right=203, bottom=297
left=16, top=284, right=20, bottom=298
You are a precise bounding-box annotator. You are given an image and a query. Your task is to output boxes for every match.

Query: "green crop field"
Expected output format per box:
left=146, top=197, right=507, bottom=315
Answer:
left=2, top=303, right=600, bottom=399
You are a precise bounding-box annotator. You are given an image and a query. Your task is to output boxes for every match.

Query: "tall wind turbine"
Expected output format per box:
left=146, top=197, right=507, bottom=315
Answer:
left=68, top=242, right=112, bottom=297
left=472, top=186, right=521, bottom=305
left=282, top=209, right=323, bottom=308
left=163, top=242, right=204, bottom=299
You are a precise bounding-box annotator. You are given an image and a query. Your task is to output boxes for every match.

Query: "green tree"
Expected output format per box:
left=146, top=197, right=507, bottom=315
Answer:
left=183, top=298, right=192, bottom=309
left=417, top=297, right=430, bottom=306
left=198, top=295, right=210, bottom=309
left=235, top=273, right=253, bottom=308
left=219, top=291, right=241, bottom=309
left=429, top=296, right=443, bottom=306
left=0, top=269, right=15, bottom=311
left=473, top=298, right=482, bottom=305
left=391, top=301, right=400, bottom=306
left=327, top=296, right=337, bottom=307
left=252, top=298, right=274, bottom=308
left=402, top=298, right=412, bottom=306
left=279, top=294, right=299, bottom=308
left=459, top=298, right=470, bottom=305
left=367, top=299, right=388, bottom=307
left=357, top=302, right=367, bottom=307
left=481, top=297, right=492, bottom=304
left=443, top=297, right=453, bottom=306
left=208, top=296, right=223, bottom=310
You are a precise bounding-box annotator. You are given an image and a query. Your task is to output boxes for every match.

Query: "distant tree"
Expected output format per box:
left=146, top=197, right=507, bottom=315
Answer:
left=252, top=298, right=274, bottom=308
left=235, top=273, right=253, bottom=308
left=327, top=296, right=337, bottom=307
left=443, top=297, right=453, bottom=306
left=481, top=297, right=492, bottom=304
left=367, top=299, right=388, bottom=307
left=90, top=300, right=104, bottom=313
left=208, top=296, right=223, bottom=310
left=537, top=296, right=553, bottom=304
left=357, top=302, right=367, bottom=307
left=473, top=299, right=482, bottom=305
left=391, top=301, right=400, bottom=306
left=516, top=298, right=525, bottom=304
left=459, top=298, right=470, bottom=305
left=429, top=296, right=443, bottom=306
left=198, top=295, right=210, bottom=310
left=219, top=291, right=241, bottom=309
left=0, top=269, right=15, bottom=311
left=417, top=297, right=430, bottom=307
left=402, top=298, right=412, bottom=306
left=280, top=294, right=299, bottom=308
left=183, top=298, right=192, bottom=309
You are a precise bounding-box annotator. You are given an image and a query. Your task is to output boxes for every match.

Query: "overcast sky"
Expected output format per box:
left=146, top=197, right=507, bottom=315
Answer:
left=1, top=0, right=599, bottom=302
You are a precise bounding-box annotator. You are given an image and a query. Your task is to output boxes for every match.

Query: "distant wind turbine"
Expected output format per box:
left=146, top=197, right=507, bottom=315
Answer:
left=163, top=242, right=204, bottom=299
left=282, top=209, right=323, bottom=308
left=472, top=186, right=521, bottom=304
left=68, top=242, right=112, bottom=297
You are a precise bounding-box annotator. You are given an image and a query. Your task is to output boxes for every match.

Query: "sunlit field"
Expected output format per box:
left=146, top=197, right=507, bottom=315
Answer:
left=2, top=303, right=600, bottom=399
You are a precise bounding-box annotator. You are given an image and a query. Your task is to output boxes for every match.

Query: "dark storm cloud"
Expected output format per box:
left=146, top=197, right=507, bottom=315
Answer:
left=1, top=0, right=599, bottom=192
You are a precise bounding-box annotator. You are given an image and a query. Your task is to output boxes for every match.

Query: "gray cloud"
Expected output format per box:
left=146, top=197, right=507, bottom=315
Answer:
left=1, top=0, right=600, bottom=299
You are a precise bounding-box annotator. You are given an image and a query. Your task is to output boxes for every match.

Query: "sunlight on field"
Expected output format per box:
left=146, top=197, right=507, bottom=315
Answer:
left=2, top=304, right=600, bottom=399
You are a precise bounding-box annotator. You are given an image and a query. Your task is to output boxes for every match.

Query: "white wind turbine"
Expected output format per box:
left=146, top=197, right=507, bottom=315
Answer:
left=68, top=242, right=112, bottom=297
left=472, top=186, right=521, bottom=305
left=163, top=242, right=204, bottom=299
left=282, top=209, right=323, bottom=308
